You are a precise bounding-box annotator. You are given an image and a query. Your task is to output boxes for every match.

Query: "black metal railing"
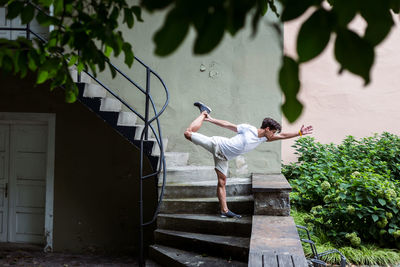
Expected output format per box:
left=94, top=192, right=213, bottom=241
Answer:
left=0, top=6, right=168, bottom=267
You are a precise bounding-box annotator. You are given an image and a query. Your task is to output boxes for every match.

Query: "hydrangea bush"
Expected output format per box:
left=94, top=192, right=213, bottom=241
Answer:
left=283, top=133, right=400, bottom=247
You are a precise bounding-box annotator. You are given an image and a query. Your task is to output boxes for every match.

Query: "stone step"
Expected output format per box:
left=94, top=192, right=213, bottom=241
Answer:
left=159, top=178, right=251, bottom=198
left=165, top=152, right=189, bottom=167
left=100, top=97, right=122, bottom=112
left=83, top=83, right=107, bottom=98
left=134, top=124, right=154, bottom=140
left=161, top=166, right=217, bottom=183
left=154, top=229, right=249, bottom=262
left=69, top=67, right=92, bottom=83
left=157, top=213, right=252, bottom=237
left=160, top=195, right=254, bottom=214
left=149, top=244, right=247, bottom=267
left=150, top=138, right=168, bottom=156
left=117, top=111, right=137, bottom=126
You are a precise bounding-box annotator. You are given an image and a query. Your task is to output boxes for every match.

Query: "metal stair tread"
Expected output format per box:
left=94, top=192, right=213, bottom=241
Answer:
left=157, top=213, right=252, bottom=224
left=155, top=229, right=250, bottom=249
left=150, top=244, right=247, bottom=267
left=163, top=195, right=253, bottom=202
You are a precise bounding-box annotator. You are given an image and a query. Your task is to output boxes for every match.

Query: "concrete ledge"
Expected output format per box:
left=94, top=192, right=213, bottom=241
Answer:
left=252, top=173, right=291, bottom=215
left=252, top=173, right=292, bottom=192
left=248, top=216, right=307, bottom=267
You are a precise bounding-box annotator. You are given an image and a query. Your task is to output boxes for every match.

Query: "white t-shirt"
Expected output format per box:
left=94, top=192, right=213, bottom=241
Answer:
left=212, top=124, right=267, bottom=160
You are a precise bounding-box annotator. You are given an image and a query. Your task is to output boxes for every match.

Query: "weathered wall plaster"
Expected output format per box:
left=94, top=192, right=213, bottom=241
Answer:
left=98, top=4, right=284, bottom=175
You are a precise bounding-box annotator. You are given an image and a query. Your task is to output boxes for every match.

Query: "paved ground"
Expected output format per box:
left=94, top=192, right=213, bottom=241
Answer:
left=0, top=244, right=160, bottom=267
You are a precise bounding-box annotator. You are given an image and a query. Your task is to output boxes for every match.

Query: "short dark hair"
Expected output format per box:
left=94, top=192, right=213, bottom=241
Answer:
left=261, top=117, right=281, bottom=133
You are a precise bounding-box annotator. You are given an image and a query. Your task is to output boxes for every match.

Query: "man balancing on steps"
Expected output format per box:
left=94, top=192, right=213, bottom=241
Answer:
left=184, top=102, right=313, bottom=219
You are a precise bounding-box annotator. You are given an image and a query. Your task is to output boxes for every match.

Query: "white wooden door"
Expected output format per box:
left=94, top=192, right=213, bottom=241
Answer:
left=0, top=125, right=10, bottom=242
left=0, top=123, right=48, bottom=244
left=9, top=124, right=47, bottom=244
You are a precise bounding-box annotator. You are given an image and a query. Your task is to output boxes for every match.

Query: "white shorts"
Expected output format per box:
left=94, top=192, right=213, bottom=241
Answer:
left=190, top=132, right=229, bottom=176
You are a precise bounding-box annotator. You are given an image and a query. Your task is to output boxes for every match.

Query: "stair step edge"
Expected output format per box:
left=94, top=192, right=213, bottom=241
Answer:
left=155, top=229, right=250, bottom=248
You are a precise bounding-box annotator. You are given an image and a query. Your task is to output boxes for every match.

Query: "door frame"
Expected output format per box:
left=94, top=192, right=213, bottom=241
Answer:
left=0, top=112, right=55, bottom=251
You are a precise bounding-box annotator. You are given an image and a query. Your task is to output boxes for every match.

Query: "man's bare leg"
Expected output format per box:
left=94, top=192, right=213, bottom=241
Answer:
left=216, top=169, right=229, bottom=213
left=184, top=111, right=207, bottom=140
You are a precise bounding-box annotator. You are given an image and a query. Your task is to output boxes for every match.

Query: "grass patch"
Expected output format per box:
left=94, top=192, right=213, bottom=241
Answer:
left=292, top=209, right=400, bottom=265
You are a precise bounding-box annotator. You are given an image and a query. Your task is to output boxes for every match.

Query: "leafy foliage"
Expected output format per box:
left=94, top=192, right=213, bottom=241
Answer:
left=1, top=0, right=399, bottom=122
left=0, top=0, right=142, bottom=102
left=142, top=0, right=279, bottom=56
left=141, top=0, right=400, bottom=122
left=284, top=133, right=400, bottom=247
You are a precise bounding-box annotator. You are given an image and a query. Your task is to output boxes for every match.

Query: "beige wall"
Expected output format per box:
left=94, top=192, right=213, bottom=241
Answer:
left=282, top=13, right=400, bottom=163
left=0, top=73, right=156, bottom=253
left=99, top=4, right=284, bottom=175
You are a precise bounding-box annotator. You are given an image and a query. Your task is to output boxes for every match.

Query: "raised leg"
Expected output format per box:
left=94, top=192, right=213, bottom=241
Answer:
left=184, top=111, right=208, bottom=141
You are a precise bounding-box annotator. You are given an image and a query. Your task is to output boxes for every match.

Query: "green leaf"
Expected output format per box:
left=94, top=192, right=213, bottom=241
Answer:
left=123, top=7, right=134, bottom=28
left=141, top=0, right=173, bottom=11
left=122, top=42, right=134, bottom=67
left=110, top=6, right=119, bottom=21
left=65, top=84, right=78, bottom=103
left=361, top=7, right=394, bottom=46
left=153, top=8, right=189, bottom=56
left=21, top=4, right=35, bottom=24
left=37, top=70, right=49, bottom=84
left=281, top=0, right=319, bottom=22
left=297, top=9, right=333, bottom=62
left=38, top=0, right=53, bottom=8
left=6, top=1, right=24, bottom=20
left=131, top=6, right=143, bottom=22
left=258, top=0, right=268, bottom=16
left=104, top=46, right=113, bottom=58
left=36, top=12, right=58, bottom=26
left=194, top=9, right=226, bottom=54
left=357, top=213, right=363, bottom=219
left=28, top=52, right=38, bottom=71
left=108, top=62, right=117, bottom=78
left=378, top=198, right=386, bottom=206
left=279, top=56, right=303, bottom=122
left=372, top=214, right=379, bottom=222
left=334, top=28, right=374, bottom=85
left=390, top=0, right=400, bottom=13
left=331, top=0, right=357, bottom=26
left=77, top=61, right=84, bottom=73
left=18, top=51, right=28, bottom=78
left=53, top=0, right=64, bottom=16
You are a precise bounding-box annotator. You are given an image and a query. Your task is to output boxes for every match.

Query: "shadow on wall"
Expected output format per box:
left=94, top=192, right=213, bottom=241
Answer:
left=0, top=72, right=157, bottom=254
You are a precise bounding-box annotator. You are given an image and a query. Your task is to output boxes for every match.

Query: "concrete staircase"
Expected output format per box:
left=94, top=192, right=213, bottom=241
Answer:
left=149, top=152, right=253, bottom=266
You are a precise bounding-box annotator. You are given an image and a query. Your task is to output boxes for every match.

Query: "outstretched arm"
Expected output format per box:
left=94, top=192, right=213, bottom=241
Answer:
left=205, top=114, right=238, bottom=132
left=267, top=125, right=313, bottom=141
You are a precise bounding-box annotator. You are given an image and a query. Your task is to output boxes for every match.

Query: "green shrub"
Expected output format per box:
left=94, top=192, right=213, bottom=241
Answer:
left=283, top=133, right=400, bottom=247
left=292, top=209, right=400, bottom=265
left=312, top=171, right=400, bottom=246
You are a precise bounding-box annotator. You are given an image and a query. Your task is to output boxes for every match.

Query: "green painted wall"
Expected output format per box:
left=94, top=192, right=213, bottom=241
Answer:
left=99, top=5, right=283, bottom=176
